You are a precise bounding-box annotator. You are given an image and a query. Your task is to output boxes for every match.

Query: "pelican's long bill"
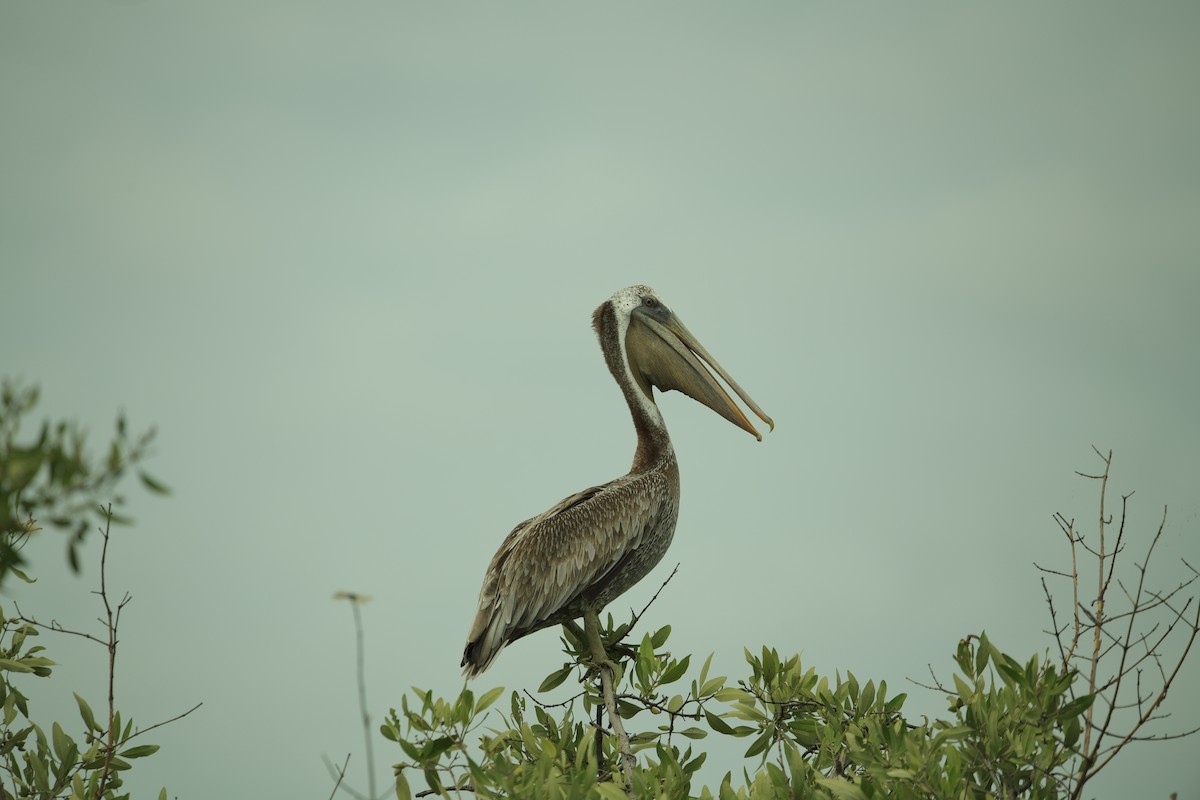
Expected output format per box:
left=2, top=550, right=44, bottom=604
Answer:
left=624, top=303, right=774, bottom=440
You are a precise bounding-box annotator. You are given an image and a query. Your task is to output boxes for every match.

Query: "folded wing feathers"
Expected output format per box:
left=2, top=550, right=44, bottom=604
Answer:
left=463, top=474, right=663, bottom=674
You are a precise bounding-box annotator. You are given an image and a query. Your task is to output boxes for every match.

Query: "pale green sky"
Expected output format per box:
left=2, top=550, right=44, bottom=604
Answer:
left=2, top=2, right=1198, bottom=798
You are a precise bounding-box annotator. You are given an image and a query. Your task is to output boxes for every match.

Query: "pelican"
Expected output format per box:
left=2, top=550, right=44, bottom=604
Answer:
left=461, top=285, right=772, bottom=677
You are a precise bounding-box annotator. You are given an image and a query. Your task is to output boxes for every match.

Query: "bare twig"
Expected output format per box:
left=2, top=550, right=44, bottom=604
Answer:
left=1080, top=449, right=1112, bottom=758
left=327, top=754, right=351, bottom=800
left=9, top=503, right=200, bottom=798
left=522, top=688, right=586, bottom=710
left=95, top=506, right=119, bottom=800
left=334, top=592, right=377, bottom=800
left=11, top=606, right=108, bottom=646
left=321, top=755, right=369, bottom=800
left=1044, top=451, right=1200, bottom=800
left=127, top=702, right=204, bottom=741
left=415, top=785, right=475, bottom=798
left=628, top=563, right=680, bottom=631
left=907, top=663, right=950, bottom=693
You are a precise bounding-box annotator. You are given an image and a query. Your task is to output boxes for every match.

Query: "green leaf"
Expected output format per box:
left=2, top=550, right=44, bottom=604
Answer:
left=75, top=693, right=98, bottom=732
left=474, top=686, right=505, bottom=714
left=51, top=722, right=73, bottom=761
left=661, top=654, right=691, bottom=685
left=815, top=776, right=869, bottom=800
left=719, top=772, right=738, bottom=800
left=1059, top=694, right=1095, bottom=720
left=788, top=718, right=819, bottom=748
left=8, top=567, right=34, bottom=584
left=714, top=687, right=753, bottom=704
left=951, top=673, right=973, bottom=700
left=932, top=724, right=972, bottom=746
left=538, top=665, right=572, bottom=693
left=744, top=730, right=773, bottom=759
left=0, top=658, right=32, bottom=673
left=1063, top=712, right=1081, bottom=748
left=28, top=750, right=49, bottom=792
left=138, top=471, right=171, bottom=495
left=705, top=710, right=736, bottom=736
left=846, top=670, right=859, bottom=701
left=679, top=726, right=707, bottom=739
left=5, top=449, right=45, bottom=493
left=394, top=769, right=412, bottom=800
left=595, top=783, right=629, bottom=800
left=19, top=656, right=55, bottom=670
left=617, top=698, right=640, bottom=719
left=975, top=633, right=990, bottom=674
left=420, top=736, right=454, bottom=763
left=700, top=675, right=726, bottom=697
left=651, top=625, right=672, bottom=648
left=397, top=738, right=422, bottom=762
left=636, top=634, right=655, bottom=687
left=858, top=680, right=875, bottom=712
left=120, top=744, right=160, bottom=758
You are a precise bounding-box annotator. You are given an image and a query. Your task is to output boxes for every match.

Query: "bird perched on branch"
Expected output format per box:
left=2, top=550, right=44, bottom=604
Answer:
left=462, top=284, right=772, bottom=677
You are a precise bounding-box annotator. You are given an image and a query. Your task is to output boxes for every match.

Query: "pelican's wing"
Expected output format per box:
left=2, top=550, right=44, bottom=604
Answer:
left=461, top=474, right=663, bottom=676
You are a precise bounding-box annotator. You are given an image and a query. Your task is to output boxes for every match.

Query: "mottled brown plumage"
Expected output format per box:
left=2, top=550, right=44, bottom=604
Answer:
left=461, top=285, right=771, bottom=676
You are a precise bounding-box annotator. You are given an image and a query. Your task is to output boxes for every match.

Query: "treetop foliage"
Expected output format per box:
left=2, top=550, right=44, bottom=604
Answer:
left=0, top=380, right=186, bottom=799
left=354, top=449, right=1198, bottom=800
left=0, top=380, right=168, bottom=587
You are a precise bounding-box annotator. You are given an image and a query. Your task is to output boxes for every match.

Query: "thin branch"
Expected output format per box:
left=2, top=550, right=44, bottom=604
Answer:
left=127, top=702, right=204, bottom=742
left=416, top=786, right=475, bottom=798
left=351, top=597, right=376, bottom=799
left=1042, top=577, right=1069, bottom=669
left=1056, top=512, right=1083, bottom=667
left=322, top=755, right=369, bottom=800
left=595, top=688, right=605, bottom=781
left=628, top=563, right=680, bottom=632
left=1080, top=449, right=1112, bottom=761
left=327, top=754, right=351, bottom=800
left=1034, top=563, right=1074, bottom=578
left=11, top=607, right=108, bottom=647
left=522, top=688, right=586, bottom=710
left=614, top=692, right=702, bottom=721
left=907, top=663, right=950, bottom=693
left=94, top=507, right=118, bottom=800
left=1088, top=502, right=1165, bottom=768
left=1105, top=723, right=1200, bottom=743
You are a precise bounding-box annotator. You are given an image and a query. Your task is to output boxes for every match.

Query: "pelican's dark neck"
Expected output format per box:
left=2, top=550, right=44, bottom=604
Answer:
left=625, top=387, right=673, bottom=474
left=593, top=302, right=675, bottom=474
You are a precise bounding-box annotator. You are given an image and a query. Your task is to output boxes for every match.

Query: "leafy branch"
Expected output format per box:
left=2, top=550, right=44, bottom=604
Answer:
left=0, top=381, right=168, bottom=586
left=4, top=505, right=199, bottom=799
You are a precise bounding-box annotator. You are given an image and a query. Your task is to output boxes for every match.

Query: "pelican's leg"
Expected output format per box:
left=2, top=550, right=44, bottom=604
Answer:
left=583, top=607, right=635, bottom=793
left=583, top=609, right=620, bottom=676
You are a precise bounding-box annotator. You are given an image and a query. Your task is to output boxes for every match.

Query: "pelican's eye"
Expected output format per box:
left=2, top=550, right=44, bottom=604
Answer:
left=643, top=297, right=659, bottom=309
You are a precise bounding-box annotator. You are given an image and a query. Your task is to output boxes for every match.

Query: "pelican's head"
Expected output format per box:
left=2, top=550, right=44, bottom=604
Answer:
left=596, top=284, right=774, bottom=440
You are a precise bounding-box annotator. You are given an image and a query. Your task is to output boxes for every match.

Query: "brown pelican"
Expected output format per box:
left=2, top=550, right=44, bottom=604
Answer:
left=461, top=284, right=772, bottom=677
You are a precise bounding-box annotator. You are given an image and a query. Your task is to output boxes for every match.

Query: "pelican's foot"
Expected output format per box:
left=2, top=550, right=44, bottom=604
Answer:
left=607, top=641, right=638, bottom=663
left=583, top=651, right=622, bottom=682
